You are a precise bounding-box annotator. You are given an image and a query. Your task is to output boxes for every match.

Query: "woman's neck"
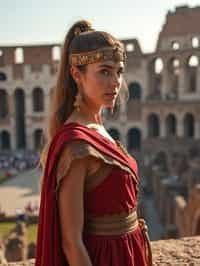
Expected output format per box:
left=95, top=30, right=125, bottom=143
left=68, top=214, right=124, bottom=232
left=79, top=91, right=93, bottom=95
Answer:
left=69, top=104, right=103, bottom=125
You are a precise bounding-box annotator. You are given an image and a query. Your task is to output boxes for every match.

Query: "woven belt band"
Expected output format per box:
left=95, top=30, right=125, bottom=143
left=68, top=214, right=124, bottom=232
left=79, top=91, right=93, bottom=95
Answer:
left=84, top=209, right=153, bottom=266
left=84, top=209, right=138, bottom=236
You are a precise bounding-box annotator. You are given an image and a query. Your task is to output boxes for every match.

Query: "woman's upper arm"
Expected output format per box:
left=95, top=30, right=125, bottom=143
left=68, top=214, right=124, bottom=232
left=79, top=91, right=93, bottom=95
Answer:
left=57, top=156, right=89, bottom=247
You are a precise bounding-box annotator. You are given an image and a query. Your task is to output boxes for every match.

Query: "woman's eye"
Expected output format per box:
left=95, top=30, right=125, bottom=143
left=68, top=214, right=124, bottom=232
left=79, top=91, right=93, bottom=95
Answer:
left=101, top=69, right=110, bottom=76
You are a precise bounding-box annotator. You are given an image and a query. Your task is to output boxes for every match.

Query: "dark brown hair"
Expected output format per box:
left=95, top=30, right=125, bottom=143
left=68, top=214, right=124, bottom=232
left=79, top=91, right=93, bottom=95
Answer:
left=41, top=20, right=127, bottom=166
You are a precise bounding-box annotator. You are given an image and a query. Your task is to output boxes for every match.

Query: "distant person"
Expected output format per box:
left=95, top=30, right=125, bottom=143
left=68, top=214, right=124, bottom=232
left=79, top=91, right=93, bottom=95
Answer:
left=36, top=20, right=152, bottom=266
left=15, top=208, right=27, bottom=222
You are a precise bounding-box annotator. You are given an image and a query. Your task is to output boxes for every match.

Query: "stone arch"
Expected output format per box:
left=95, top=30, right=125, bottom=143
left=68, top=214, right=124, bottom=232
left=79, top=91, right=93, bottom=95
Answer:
left=147, top=113, right=160, bottom=137
left=0, top=130, right=11, bottom=150
left=32, top=87, right=44, bottom=112
left=33, top=129, right=43, bottom=151
left=166, top=114, right=177, bottom=136
left=186, top=55, right=199, bottom=92
left=128, top=82, right=142, bottom=100
left=183, top=113, right=195, bottom=138
left=14, top=88, right=26, bottom=149
left=148, top=57, right=163, bottom=99
left=107, top=128, right=120, bottom=140
left=0, top=89, right=8, bottom=119
left=0, top=72, right=7, bottom=81
left=127, top=128, right=141, bottom=151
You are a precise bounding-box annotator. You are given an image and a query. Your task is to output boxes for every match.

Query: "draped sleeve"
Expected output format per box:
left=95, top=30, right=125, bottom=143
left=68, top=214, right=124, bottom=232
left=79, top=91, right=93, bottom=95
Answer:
left=55, top=139, right=138, bottom=196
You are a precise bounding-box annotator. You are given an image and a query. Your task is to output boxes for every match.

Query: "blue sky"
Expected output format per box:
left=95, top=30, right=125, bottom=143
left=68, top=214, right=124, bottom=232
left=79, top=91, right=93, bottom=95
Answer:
left=1, top=0, right=200, bottom=52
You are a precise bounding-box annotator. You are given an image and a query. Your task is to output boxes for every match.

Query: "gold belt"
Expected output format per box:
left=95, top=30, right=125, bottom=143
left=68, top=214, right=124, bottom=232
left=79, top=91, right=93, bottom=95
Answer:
left=84, top=209, right=153, bottom=266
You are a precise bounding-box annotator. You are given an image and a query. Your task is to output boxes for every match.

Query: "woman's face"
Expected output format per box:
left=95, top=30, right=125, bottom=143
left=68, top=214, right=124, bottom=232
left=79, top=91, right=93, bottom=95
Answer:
left=75, top=60, right=125, bottom=110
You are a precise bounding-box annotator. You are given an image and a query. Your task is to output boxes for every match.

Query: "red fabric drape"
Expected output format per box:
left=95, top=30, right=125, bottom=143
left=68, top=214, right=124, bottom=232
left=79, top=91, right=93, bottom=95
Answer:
left=35, top=123, right=139, bottom=266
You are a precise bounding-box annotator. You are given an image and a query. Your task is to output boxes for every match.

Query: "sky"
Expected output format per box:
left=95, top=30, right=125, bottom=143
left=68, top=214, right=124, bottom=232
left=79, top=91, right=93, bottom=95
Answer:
left=1, top=0, right=200, bottom=53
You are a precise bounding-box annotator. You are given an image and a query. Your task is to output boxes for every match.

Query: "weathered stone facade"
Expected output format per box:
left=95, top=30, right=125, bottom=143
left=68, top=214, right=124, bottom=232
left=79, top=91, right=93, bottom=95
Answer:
left=0, top=5, right=200, bottom=156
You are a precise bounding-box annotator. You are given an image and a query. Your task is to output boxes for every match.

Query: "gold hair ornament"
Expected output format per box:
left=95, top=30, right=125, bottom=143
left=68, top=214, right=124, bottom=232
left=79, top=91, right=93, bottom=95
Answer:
left=69, top=46, right=126, bottom=66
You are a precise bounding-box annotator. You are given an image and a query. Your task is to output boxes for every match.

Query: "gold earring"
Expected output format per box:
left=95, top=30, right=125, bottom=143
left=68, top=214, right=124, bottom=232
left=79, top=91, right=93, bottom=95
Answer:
left=74, top=91, right=83, bottom=112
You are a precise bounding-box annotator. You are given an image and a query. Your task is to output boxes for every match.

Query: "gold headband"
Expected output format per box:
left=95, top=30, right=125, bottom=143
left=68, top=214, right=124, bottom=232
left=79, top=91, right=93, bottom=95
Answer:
left=69, top=46, right=126, bottom=66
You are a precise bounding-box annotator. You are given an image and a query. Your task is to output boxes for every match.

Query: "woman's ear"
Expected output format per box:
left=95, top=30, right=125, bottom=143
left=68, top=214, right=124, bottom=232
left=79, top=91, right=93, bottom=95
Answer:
left=70, top=66, right=81, bottom=84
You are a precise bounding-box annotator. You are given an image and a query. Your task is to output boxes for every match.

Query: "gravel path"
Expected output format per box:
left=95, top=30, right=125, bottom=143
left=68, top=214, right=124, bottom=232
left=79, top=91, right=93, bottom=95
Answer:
left=0, top=168, right=41, bottom=215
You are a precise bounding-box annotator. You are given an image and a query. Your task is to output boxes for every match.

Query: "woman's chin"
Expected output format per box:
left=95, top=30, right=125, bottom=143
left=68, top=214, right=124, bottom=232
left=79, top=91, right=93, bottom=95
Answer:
left=103, top=100, right=116, bottom=108
left=104, top=103, right=115, bottom=108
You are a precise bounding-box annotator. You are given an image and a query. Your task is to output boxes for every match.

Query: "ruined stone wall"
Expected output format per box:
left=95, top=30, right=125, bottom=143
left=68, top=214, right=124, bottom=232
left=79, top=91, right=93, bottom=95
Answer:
left=1, top=236, right=200, bottom=266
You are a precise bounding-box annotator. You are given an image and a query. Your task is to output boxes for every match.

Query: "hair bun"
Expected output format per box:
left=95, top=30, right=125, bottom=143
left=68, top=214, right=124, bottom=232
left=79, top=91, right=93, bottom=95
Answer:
left=73, top=20, right=94, bottom=37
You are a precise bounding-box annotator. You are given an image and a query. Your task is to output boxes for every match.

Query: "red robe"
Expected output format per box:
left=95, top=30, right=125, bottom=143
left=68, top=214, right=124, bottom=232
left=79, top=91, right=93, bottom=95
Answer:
left=35, top=122, right=149, bottom=266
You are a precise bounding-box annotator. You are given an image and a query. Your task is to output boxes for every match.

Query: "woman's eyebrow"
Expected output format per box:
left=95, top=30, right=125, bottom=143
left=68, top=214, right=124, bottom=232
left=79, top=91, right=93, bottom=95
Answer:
left=98, top=64, right=124, bottom=70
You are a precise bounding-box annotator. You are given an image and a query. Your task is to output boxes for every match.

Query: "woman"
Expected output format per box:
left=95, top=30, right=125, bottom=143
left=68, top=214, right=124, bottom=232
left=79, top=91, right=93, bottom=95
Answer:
left=35, top=20, right=152, bottom=266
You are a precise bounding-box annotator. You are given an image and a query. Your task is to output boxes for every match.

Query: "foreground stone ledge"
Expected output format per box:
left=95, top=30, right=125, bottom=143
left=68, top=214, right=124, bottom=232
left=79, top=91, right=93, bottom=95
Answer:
left=1, top=236, right=200, bottom=265
left=152, top=236, right=200, bottom=265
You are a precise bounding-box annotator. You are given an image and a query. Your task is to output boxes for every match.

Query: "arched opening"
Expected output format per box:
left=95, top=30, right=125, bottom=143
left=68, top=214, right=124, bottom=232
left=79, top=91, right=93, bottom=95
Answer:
left=15, top=48, right=24, bottom=64
left=127, top=128, right=141, bottom=151
left=126, top=43, right=135, bottom=52
left=171, top=41, right=180, bottom=50
left=187, top=55, right=199, bottom=92
left=192, top=37, right=199, bottom=48
left=0, top=130, right=11, bottom=150
left=0, top=72, right=7, bottom=81
left=0, top=89, right=8, bottom=119
left=166, top=114, right=177, bottom=136
left=107, top=128, right=120, bottom=140
left=52, top=46, right=61, bottom=61
left=147, top=113, right=160, bottom=137
left=148, top=58, right=163, bottom=99
left=14, top=89, right=26, bottom=149
left=32, top=87, right=44, bottom=112
left=183, top=113, right=195, bottom=138
left=33, top=129, right=43, bottom=151
left=128, top=82, right=142, bottom=100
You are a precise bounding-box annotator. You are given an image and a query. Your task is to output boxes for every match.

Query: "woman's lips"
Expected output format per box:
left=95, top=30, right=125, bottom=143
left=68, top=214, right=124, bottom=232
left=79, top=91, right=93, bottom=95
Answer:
left=104, top=93, right=117, bottom=98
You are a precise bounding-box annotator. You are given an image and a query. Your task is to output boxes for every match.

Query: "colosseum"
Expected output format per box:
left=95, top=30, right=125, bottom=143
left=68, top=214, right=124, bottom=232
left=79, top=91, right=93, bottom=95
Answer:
left=0, top=5, right=200, bottom=159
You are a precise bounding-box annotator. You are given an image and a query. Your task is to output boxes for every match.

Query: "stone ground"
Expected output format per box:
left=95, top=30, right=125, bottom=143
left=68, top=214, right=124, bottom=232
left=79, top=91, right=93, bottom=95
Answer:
left=0, top=168, right=41, bottom=215
left=1, top=236, right=200, bottom=265
left=152, top=236, right=200, bottom=265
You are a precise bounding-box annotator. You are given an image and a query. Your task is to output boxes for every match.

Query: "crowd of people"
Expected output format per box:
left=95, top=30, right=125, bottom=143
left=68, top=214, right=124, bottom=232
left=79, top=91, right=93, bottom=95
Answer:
left=0, top=151, right=39, bottom=173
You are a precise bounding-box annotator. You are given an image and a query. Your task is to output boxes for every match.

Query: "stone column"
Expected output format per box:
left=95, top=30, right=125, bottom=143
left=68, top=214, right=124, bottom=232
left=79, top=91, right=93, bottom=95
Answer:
left=177, top=116, right=184, bottom=137
left=8, top=92, right=16, bottom=149
left=142, top=116, right=148, bottom=140
left=160, top=120, right=166, bottom=138
left=44, top=92, right=49, bottom=115
left=161, top=67, right=169, bottom=99
left=25, top=92, right=33, bottom=150
left=178, top=64, right=187, bottom=97
left=194, top=120, right=200, bottom=139
left=197, top=67, right=200, bottom=95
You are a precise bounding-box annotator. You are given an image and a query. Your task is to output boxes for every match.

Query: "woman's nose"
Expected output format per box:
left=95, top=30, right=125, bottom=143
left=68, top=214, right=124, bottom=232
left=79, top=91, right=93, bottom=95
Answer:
left=111, top=74, right=120, bottom=88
